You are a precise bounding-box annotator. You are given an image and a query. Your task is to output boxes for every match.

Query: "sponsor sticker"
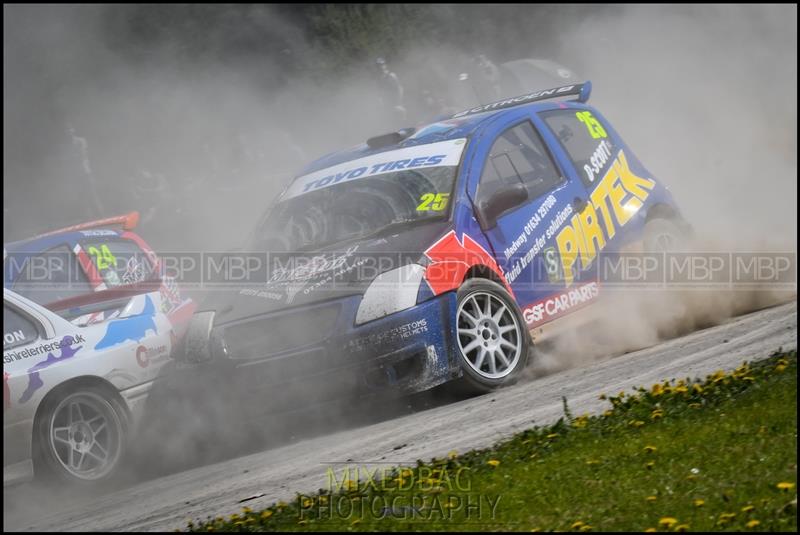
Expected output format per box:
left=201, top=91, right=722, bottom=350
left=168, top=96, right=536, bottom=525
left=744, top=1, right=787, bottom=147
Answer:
left=282, top=139, right=466, bottom=199
left=522, top=281, right=599, bottom=327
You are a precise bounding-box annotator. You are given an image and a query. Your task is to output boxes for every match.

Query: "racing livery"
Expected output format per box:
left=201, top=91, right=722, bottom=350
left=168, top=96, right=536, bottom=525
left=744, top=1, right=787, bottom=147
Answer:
left=180, top=81, right=688, bottom=413
left=3, top=213, right=196, bottom=485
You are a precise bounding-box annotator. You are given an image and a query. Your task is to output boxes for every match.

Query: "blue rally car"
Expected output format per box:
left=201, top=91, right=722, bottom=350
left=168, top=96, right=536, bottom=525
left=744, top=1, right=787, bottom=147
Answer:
left=181, top=81, right=688, bottom=412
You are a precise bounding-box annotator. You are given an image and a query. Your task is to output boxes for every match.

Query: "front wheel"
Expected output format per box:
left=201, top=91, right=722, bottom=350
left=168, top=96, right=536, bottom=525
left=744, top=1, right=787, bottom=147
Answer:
left=34, top=386, right=129, bottom=485
left=452, top=278, right=531, bottom=394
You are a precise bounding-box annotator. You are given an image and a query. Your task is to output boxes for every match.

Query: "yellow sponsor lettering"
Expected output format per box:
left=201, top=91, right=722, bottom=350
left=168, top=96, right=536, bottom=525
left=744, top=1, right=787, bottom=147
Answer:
left=576, top=201, right=606, bottom=265
left=614, top=151, right=656, bottom=200
left=589, top=178, right=617, bottom=240
left=555, top=224, right=582, bottom=287
left=556, top=150, right=655, bottom=285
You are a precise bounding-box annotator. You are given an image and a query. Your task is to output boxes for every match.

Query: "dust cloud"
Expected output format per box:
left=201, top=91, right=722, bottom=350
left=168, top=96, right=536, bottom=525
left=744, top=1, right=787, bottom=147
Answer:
left=2, top=4, right=796, bottom=509
left=529, top=4, right=797, bottom=376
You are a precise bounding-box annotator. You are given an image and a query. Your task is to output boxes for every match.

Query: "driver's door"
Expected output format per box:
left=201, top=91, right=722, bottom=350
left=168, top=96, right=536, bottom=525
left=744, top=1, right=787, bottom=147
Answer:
left=475, top=117, right=591, bottom=327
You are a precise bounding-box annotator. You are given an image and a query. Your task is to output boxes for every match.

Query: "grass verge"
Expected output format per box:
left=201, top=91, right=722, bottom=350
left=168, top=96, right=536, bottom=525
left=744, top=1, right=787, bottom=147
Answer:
left=187, top=350, right=797, bottom=532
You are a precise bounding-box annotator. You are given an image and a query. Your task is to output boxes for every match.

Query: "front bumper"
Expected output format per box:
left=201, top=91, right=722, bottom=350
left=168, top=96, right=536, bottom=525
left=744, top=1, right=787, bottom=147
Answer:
left=205, top=292, right=460, bottom=414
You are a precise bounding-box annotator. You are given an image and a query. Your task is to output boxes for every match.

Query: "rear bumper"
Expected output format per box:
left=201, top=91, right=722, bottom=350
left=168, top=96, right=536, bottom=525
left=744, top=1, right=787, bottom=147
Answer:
left=203, top=293, right=460, bottom=413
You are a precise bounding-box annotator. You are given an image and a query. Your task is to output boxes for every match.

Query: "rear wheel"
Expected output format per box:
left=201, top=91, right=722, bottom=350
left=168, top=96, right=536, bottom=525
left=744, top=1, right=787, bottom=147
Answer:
left=34, top=386, right=128, bottom=485
left=643, top=217, right=687, bottom=253
left=452, top=278, right=531, bottom=394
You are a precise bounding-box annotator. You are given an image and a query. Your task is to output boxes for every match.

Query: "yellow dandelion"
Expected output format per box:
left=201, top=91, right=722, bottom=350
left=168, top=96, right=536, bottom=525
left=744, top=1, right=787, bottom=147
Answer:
left=717, top=512, right=736, bottom=524
left=777, top=482, right=795, bottom=491
left=580, top=525, right=592, bottom=532
left=674, top=524, right=690, bottom=532
left=571, top=520, right=585, bottom=529
left=646, top=495, right=657, bottom=502
left=710, top=370, right=726, bottom=382
left=692, top=384, right=703, bottom=394
left=746, top=520, right=761, bottom=529
left=546, top=433, right=559, bottom=439
left=603, top=409, right=614, bottom=417
left=651, top=383, right=664, bottom=396
left=645, top=461, right=655, bottom=470
left=644, top=445, right=657, bottom=454
left=261, top=510, right=273, bottom=520
left=741, top=505, right=755, bottom=513
left=693, top=499, right=705, bottom=507
left=651, top=410, right=664, bottom=420
left=302, top=498, right=313, bottom=508
left=487, top=459, right=501, bottom=467
left=775, top=364, right=786, bottom=373
left=645, top=529, right=657, bottom=533
left=658, top=517, right=678, bottom=527
left=630, top=420, right=645, bottom=428
left=585, top=459, right=600, bottom=466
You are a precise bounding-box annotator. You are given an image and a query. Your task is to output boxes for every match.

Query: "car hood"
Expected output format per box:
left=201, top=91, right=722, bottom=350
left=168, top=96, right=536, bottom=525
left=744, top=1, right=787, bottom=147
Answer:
left=200, top=220, right=452, bottom=325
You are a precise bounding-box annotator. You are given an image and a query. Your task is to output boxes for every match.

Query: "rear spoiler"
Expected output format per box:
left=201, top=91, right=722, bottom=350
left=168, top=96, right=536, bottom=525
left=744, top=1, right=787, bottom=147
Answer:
left=451, top=81, right=592, bottom=119
left=34, top=211, right=140, bottom=239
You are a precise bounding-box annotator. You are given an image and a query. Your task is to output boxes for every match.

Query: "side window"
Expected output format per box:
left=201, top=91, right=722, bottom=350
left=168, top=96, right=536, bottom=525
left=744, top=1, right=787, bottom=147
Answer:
left=479, top=121, right=563, bottom=203
left=81, top=239, right=154, bottom=288
left=541, top=109, right=618, bottom=187
left=3, top=304, right=40, bottom=350
left=12, top=245, right=93, bottom=305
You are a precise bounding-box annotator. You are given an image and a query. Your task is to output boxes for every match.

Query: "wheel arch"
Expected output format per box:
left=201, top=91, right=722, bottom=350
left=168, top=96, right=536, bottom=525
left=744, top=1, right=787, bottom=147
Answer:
left=645, top=202, right=679, bottom=223
left=463, top=264, right=506, bottom=286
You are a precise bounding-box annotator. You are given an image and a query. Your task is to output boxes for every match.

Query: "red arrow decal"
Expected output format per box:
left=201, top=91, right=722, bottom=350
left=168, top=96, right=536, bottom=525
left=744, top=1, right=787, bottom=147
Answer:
left=423, top=231, right=513, bottom=297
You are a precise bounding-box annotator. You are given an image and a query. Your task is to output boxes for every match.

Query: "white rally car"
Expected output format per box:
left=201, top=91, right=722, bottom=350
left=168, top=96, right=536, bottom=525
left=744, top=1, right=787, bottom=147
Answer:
left=3, top=287, right=189, bottom=485
left=4, top=213, right=196, bottom=485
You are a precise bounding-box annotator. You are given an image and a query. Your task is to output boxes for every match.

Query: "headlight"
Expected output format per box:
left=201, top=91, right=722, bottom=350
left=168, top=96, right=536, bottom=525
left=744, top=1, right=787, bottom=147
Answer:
left=355, top=263, right=426, bottom=325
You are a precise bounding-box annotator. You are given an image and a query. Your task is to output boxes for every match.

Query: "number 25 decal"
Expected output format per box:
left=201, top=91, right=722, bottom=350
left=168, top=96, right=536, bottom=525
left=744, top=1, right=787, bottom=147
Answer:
left=575, top=111, right=607, bottom=139
left=417, top=193, right=450, bottom=211
left=87, top=244, right=117, bottom=270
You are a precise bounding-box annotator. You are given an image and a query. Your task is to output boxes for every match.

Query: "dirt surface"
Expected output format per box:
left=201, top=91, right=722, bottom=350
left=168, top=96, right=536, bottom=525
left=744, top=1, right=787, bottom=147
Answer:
left=3, top=301, right=796, bottom=532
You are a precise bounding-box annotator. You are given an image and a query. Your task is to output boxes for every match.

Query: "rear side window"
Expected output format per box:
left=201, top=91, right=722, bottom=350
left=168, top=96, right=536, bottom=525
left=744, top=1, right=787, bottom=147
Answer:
left=81, top=239, right=154, bottom=288
left=541, top=109, right=618, bottom=187
left=12, top=245, right=93, bottom=305
left=3, top=304, right=40, bottom=350
left=479, top=121, right=563, bottom=203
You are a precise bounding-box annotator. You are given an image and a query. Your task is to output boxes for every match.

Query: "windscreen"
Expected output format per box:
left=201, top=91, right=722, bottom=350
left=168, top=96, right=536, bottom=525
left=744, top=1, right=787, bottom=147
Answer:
left=256, top=138, right=467, bottom=252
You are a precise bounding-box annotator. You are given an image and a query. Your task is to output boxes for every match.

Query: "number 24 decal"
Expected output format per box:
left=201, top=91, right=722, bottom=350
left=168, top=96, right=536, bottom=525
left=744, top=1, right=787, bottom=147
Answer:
left=87, top=244, right=117, bottom=270
left=417, top=193, right=450, bottom=211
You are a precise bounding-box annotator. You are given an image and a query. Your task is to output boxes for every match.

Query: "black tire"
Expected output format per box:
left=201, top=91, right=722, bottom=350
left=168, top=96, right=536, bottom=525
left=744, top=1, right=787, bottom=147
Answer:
left=451, top=278, right=532, bottom=395
left=643, top=217, right=688, bottom=253
left=33, top=384, right=129, bottom=485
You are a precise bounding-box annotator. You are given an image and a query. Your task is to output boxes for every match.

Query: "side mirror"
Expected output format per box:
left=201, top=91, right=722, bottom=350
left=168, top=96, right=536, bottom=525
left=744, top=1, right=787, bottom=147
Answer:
left=477, top=183, right=529, bottom=230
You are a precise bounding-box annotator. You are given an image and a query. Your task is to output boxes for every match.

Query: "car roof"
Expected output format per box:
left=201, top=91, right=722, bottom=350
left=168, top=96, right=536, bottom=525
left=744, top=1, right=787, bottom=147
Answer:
left=4, top=229, right=123, bottom=254
left=295, top=82, right=592, bottom=178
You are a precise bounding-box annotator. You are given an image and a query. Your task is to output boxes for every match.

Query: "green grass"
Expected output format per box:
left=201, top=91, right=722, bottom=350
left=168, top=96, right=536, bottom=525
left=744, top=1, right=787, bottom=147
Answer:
left=187, top=351, right=797, bottom=532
